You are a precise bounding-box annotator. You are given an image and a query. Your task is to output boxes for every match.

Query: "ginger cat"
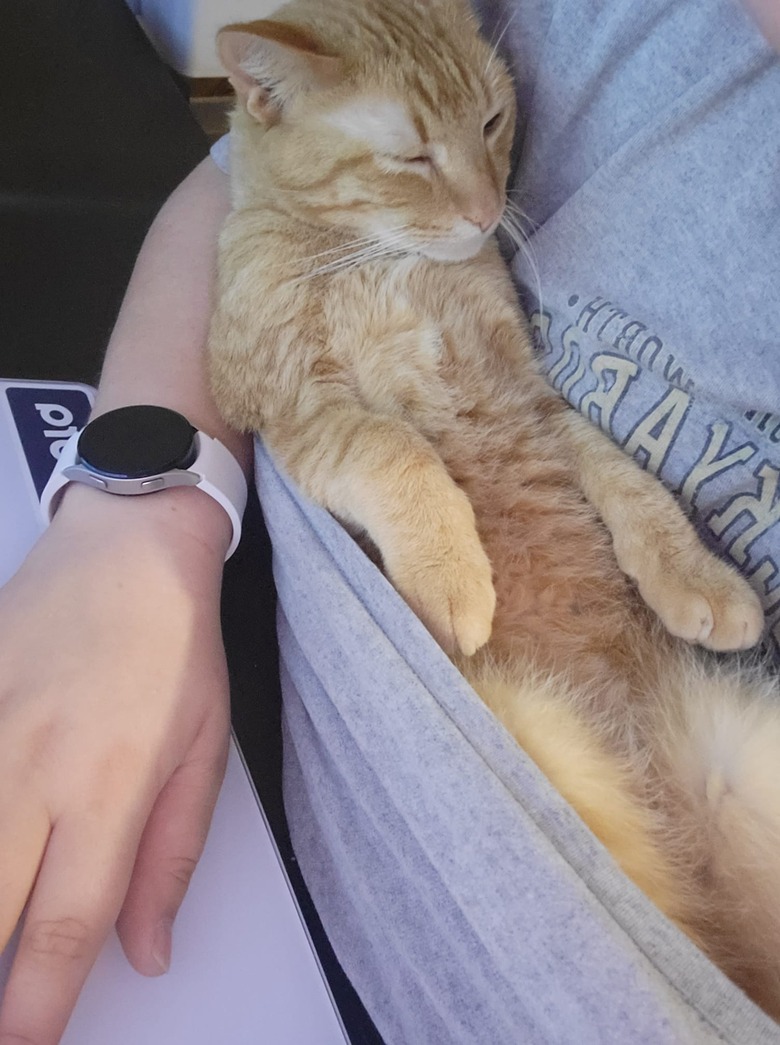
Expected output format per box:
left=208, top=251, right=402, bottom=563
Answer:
left=208, top=0, right=780, bottom=1019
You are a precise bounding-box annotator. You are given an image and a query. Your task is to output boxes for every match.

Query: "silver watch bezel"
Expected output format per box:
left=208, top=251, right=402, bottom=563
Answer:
left=40, top=419, right=248, bottom=559
left=60, top=464, right=202, bottom=496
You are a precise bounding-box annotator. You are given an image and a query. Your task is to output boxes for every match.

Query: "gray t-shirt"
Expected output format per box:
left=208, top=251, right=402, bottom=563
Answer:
left=211, top=3, right=780, bottom=1040
left=489, top=0, right=780, bottom=658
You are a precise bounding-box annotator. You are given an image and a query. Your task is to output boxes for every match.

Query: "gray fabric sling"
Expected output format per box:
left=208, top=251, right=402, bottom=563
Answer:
left=259, top=443, right=777, bottom=1043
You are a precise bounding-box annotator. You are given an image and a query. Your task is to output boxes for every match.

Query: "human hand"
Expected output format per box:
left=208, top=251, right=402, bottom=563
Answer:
left=0, top=484, right=233, bottom=1045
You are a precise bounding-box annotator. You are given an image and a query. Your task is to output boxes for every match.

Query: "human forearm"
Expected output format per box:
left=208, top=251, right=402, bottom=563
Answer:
left=56, top=154, right=249, bottom=557
left=0, top=155, right=246, bottom=1045
left=93, top=154, right=249, bottom=469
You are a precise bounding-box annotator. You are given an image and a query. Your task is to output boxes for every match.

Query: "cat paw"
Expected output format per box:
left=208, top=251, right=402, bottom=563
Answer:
left=639, top=549, right=764, bottom=652
left=390, top=537, right=496, bottom=657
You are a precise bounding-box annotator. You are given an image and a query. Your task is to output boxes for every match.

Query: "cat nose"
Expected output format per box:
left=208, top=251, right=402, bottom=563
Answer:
left=462, top=196, right=503, bottom=233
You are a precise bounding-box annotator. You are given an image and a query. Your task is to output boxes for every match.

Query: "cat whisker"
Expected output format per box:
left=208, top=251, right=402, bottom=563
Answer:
left=289, top=226, right=408, bottom=269
left=329, top=230, right=411, bottom=269
left=485, top=5, right=515, bottom=46
left=307, top=246, right=389, bottom=277
left=503, top=198, right=540, bottom=238
left=506, top=187, right=546, bottom=228
left=483, top=10, right=515, bottom=77
left=290, top=230, right=403, bottom=267
left=290, top=229, right=411, bottom=284
left=498, top=206, right=527, bottom=246
left=499, top=211, right=544, bottom=315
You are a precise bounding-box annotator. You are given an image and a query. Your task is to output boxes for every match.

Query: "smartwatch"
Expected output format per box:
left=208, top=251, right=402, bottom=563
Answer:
left=40, top=405, right=247, bottom=559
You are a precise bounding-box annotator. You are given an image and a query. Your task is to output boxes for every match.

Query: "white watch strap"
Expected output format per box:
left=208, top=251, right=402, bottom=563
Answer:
left=190, top=431, right=247, bottom=559
left=39, top=429, right=79, bottom=523
left=40, top=428, right=248, bottom=560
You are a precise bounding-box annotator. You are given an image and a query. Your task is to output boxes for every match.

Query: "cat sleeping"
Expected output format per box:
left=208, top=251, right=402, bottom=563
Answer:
left=207, top=0, right=780, bottom=1019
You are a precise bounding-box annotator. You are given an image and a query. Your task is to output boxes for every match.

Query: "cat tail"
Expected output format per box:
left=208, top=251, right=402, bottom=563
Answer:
left=660, top=657, right=780, bottom=1017
left=468, top=666, right=694, bottom=934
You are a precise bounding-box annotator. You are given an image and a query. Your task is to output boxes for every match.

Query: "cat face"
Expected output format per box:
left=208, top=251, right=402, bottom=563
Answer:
left=219, top=0, right=516, bottom=262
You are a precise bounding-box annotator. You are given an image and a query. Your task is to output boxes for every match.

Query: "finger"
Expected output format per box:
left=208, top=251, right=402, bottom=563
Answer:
left=0, top=803, right=50, bottom=953
left=0, top=806, right=145, bottom=1045
left=116, top=715, right=229, bottom=977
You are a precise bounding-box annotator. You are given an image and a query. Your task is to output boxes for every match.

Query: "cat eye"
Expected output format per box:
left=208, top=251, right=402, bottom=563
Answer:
left=483, top=111, right=503, bottom=136
left=378, top=152, right=433, bottom=177
left=385, top=153, right=433, bottom=173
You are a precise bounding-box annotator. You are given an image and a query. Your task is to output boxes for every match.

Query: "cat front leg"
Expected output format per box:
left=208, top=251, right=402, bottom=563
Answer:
left=555, top=409, right=764, bottom=651
left=267, top=403, right=496, bottom=657
left=208, top=272, right=494, bottom=655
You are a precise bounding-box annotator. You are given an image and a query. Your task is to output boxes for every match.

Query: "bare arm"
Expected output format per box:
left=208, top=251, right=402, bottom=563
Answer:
left=94, top=156, right=247, bottom=459
left=59, top=155, right=250, bottom=557
left=0, top=156, right=245, bottom=1045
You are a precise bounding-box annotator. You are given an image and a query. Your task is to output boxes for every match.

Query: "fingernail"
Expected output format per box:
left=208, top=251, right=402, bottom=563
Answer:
left=152, top=917, right=174, bottom=974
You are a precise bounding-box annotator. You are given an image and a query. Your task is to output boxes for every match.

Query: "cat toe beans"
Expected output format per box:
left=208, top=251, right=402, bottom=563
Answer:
left=643, top=551, right=764, bottom=651
left=707, top=591, right=765, bottom=650
left=390, top=542, right=496, bottom=657
left=448, top=563, right=497, bottom=656
left=660, top=590, right=715, bottom=645
left=686, top=579, right=764, bottom=651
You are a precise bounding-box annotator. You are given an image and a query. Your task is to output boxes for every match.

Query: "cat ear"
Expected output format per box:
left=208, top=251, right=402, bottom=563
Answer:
left=217, top=21, right=344, bottom=125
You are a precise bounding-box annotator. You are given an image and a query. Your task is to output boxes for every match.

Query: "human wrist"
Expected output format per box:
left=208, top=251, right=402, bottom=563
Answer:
left=51, top=481, right=236, bottom=568
left=40, top=408, right=248, bottom=559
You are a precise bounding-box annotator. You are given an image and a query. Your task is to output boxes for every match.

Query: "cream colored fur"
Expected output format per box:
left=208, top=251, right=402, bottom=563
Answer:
left=208, top=0, right=780, bottom=1018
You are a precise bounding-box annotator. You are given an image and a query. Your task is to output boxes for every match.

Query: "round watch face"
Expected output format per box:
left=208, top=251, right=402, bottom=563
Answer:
left=77, top=405, right=197, bottom=478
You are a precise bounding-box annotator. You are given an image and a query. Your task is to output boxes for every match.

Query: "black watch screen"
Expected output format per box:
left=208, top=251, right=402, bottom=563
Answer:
left=77, top=405, right=198, bottom=479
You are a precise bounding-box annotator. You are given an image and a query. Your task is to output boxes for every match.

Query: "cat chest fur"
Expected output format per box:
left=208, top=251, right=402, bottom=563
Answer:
left=300, top=246, right=538, bottom=436
left=305, top=255, right=645, bottom=679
